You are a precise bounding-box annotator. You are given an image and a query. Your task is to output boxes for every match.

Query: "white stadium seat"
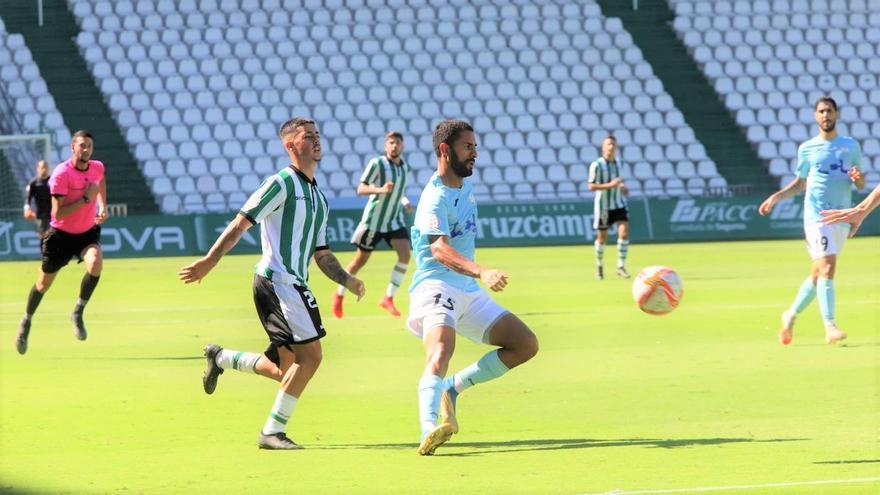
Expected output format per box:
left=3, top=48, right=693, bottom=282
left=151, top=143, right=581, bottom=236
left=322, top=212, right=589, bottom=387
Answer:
left=61, top=0, right=730, bottom=208
left=671, top=0, right=879, bottom=183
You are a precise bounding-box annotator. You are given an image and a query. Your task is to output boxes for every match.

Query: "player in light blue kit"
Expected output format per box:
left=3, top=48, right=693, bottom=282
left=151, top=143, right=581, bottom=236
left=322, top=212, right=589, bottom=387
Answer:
left=406, top=119, right=539, bottom=455
left=759, top=96, right=865, bottom=345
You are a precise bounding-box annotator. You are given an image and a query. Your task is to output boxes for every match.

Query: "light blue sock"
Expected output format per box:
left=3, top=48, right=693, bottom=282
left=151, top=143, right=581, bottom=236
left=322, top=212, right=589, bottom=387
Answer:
left=450, top=350, right=510, bottom=394
left=789, top=277, right=817, bottom=314
left=816, top=278, right=835, bottom=323
left=418, top=374, right=442, bottom=438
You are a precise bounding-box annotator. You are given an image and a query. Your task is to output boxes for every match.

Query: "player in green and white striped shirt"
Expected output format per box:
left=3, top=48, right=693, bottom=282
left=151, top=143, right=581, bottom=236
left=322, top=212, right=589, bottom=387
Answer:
left=333, top=131, right=413, bottom=318
left=588, top=135, right=631, bottom=280
left=179, top=118, right=366, bottom=450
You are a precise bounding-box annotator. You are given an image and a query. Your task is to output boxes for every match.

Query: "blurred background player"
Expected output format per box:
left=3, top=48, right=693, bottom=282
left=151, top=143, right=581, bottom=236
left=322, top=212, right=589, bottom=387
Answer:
left=587, top=135, right=631, bottom=280
left=759, top=96, right=865, bottom=345
left=821, top=184, right=880, bottom=237
left=16, top=131, right=108, bottom=354
left=406, top=119, right=538, bottom=455
left=179, top=117, right=365, bottom=450
left=23, top=159, right=52, bottom=235
left=333, top=131, right=412, bottom=318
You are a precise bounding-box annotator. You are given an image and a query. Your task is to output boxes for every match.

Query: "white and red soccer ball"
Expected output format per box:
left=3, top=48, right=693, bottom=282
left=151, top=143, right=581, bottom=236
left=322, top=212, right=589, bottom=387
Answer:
left=632, top=266, right=683, bottom=315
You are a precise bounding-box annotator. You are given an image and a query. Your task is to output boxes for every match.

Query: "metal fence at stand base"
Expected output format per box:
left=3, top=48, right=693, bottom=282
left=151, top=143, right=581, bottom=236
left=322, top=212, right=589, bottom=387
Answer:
left=0, top=193, right=876, bottom=261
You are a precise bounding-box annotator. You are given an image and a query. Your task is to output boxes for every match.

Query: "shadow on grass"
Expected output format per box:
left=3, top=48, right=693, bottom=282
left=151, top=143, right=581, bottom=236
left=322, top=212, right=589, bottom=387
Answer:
left=88, top=356, right=204, bottom=361
left=0, top=486, right=78, bottom=495
left=319, top=437, right=807, bottom=456
left=814, top=459, right=880, bottom=464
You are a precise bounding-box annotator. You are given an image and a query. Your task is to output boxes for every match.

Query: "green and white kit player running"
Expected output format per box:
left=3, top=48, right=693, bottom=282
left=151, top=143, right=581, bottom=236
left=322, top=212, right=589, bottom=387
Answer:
left=179, top=118, right=365, bottom=450
left=333, top=131, right=413, bottom=318
left=407, top=119, right=538, bottom=455
left=759, top=96, right=865, bottom=345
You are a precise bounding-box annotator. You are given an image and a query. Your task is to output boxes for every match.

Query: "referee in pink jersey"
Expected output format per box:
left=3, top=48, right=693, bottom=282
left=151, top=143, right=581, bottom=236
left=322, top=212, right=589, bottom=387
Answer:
left=16, top=130, right=109, bottom=355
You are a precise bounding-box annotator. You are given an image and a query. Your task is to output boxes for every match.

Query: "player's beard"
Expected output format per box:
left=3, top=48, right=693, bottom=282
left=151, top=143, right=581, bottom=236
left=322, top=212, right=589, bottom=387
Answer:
left=820, top=120, right=836, bottom=132
left=449, top=148, right=473, bottom=178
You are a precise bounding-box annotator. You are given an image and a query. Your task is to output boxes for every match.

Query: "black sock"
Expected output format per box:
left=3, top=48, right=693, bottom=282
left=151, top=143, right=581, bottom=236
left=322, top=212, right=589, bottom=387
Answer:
left=76, top=274, right=101, bottom=311
left=25, top=285, right=45, bottom=317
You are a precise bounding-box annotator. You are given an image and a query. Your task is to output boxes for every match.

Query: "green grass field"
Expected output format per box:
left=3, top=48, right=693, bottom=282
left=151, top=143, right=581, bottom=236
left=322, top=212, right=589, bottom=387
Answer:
left=1, top=239, right=878, bottom=494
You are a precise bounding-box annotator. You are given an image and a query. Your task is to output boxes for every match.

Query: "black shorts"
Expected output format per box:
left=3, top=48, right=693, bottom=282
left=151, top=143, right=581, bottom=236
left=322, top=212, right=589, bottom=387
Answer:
left=594, top=208, right=629, bottom=231
left=41, top=225, right=101, bottom=273
left=350, top=225, right=409, bottom=251
left=252, top=274, right=325, bottom=365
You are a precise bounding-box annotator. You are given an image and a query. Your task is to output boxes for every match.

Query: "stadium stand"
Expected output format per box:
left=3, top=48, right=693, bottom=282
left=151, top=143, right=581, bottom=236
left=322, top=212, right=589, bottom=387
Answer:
left=0, top=22, right=71, bottom=188
left=66, top=0, right=727, bottom=213
left=669, top=0, right=880, bottom=190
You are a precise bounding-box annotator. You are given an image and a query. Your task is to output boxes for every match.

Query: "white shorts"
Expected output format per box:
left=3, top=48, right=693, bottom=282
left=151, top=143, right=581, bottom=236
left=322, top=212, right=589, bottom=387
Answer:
left=406, top=280, right=509, bottom=344
left=804, top=221, right=850, bottom=260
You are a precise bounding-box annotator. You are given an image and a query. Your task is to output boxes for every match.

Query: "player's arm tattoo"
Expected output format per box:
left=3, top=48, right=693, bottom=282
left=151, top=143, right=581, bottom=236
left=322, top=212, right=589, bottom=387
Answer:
left=775, top=177, right=806, bottom=200
left=429, top=235, right=483, bottom=278
left=314, top=250, right=351, bottom=286
left=205, top=214, right=252, bottom=263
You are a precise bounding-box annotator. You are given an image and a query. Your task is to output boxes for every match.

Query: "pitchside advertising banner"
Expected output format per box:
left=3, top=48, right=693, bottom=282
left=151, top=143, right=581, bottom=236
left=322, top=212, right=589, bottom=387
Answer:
left=1, top=194, right=877, bottom=261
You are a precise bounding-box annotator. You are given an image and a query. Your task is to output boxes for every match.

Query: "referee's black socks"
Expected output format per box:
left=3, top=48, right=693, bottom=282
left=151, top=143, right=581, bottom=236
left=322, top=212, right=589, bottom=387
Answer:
left=75, top=273, right=101, bottom=312
left=24, top=285, right=45, bottom=318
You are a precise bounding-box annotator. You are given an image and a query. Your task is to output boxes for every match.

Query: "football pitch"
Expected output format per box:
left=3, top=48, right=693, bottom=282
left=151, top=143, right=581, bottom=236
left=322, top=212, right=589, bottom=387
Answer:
left=1, top=239, right=878, bottom=494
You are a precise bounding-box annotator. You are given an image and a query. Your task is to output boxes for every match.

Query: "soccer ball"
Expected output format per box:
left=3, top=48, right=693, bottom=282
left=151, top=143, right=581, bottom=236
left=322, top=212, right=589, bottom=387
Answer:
left=632, top=266, right=683, bottom=315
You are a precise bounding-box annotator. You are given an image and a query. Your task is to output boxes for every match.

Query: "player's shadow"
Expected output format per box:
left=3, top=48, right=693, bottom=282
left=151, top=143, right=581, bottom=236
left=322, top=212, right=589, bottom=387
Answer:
left=92, top=356, right=205, bottom=361
left=322, top=437, right=806, bottom=456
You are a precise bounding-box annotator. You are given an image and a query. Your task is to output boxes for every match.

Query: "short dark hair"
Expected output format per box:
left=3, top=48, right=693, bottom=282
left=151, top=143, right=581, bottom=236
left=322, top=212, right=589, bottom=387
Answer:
left=386, top=131, right=403, bottom=141
left=278, top=117, right=316, bottom=139
left=603, top=134, right=617, bottom=143
left=814, top=96, right=838, bottom=112
left=432, top=119, right=473, bottom=157
left=71, top=130, right=93, bottom=142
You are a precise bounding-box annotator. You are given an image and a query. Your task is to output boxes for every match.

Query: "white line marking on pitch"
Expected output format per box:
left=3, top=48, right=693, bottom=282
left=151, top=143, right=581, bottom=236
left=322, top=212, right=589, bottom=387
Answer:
left=581, top=476, right=880, bottom=495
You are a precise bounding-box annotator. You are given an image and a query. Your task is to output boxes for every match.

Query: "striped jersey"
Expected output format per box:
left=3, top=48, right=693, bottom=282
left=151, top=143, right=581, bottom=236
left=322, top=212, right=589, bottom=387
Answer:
left=588, top=157, right=627, bottom=211
left=240, top=166, right=329, bottom=288
left=358, top=155, right=410, bottom=232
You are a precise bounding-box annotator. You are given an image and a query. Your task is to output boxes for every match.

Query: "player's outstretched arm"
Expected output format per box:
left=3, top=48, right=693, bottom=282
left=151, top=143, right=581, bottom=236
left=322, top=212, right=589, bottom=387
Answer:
left=314, top=249, right=365, bottom=300
left=759, top=177, right=805, bottom=215
left=429, top=235, right=508, bottom=292
left=179, top=213, right=253, bottom=284
left=821, top=184, right=880, bottom=237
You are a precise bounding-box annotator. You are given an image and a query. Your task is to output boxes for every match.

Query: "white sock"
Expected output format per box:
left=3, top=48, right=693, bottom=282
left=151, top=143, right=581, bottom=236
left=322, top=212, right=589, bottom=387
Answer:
left=617, top=239, right=629, bottom=268
left=336, top=285, right=345, bottom=296
left=386, top=262, right=408, bottom=298
left=262, top=389, right=298, bottom=435
left=215, top=349, right=261, bottom=373
left=594, top=240, right=605, bottom=267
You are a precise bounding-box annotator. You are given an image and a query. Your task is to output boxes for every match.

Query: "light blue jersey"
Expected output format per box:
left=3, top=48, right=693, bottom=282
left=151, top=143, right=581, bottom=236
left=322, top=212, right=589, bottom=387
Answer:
left=410, top=173, right=479, bottom=293
left=795, top=135, right=861, bottom=225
